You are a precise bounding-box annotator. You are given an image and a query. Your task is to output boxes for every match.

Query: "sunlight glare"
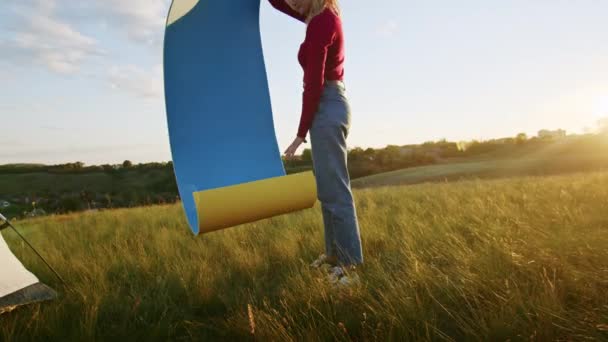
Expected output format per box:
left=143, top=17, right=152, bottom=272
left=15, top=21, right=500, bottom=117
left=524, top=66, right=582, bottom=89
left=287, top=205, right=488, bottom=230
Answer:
left=592, top=96, right=608, bottom=119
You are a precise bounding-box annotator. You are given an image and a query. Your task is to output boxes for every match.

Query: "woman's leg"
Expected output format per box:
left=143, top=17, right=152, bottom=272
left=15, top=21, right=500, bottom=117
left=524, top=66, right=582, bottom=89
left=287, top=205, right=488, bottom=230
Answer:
left=309, top=86, right=363, bottom=267
left=320, top=204, right=338, bottom=261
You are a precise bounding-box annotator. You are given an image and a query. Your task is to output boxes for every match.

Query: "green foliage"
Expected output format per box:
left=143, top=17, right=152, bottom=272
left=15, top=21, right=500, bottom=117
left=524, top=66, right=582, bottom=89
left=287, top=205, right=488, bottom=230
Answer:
left=59, top=196, right=83, bottom=212
left=301, top=148, right=313, bottom=162
left=1, top=172, right=607, bottom=340
left=0, top=166, right=179, bottom=217
left=0, top=132, right=606, bottom=219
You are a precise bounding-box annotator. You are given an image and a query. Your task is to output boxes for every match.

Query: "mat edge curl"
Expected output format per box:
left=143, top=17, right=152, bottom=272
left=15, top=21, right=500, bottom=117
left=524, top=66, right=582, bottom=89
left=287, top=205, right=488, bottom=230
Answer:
left=193, top=171, right=317, bottom=234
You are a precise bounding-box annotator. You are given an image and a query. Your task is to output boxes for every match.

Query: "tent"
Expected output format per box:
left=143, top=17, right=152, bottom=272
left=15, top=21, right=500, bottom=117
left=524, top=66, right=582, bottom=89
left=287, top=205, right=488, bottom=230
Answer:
left=0, top=229, right=57, bottom=314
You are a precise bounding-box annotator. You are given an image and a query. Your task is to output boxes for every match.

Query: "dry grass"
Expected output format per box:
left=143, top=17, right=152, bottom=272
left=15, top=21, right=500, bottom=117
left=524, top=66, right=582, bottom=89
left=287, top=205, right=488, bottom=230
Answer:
left=1, top=172, right=608, bottom=341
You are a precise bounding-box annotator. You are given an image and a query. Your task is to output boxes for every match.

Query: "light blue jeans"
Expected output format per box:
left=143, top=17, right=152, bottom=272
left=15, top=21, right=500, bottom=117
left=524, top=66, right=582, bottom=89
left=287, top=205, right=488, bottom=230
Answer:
left=309, top=81, right=364, bottom=266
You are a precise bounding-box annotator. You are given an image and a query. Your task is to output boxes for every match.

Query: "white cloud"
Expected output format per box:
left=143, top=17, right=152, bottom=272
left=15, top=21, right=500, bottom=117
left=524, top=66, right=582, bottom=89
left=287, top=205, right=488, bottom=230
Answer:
left=1, top=0, right=171, bottom=98
left=1, top=0, right=171, bottom=75
left=0, top=67, right=15, bottom=83
left=108, top=64, right=164, bottom=99
left=2, top=0, right=103, bottom=74
left=376, top=20, right=399, bottom=38
left=91, top=0, right=170, bottom=45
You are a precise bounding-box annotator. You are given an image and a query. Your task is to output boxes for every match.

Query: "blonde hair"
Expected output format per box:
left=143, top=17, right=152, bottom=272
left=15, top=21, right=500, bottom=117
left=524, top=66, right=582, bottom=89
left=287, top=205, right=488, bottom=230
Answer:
left=306, top=0, right=341, bottom=24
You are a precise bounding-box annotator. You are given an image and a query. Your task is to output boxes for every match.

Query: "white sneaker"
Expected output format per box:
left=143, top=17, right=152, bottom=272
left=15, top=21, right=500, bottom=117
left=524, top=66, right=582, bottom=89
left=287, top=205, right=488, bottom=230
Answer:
left=337, top=273, right=360, bottom=287
left=310, top=253, right=329, bottom=268
left=327, top=266, right=360, bottom=287
left=326, top=266, right=345, bottom=283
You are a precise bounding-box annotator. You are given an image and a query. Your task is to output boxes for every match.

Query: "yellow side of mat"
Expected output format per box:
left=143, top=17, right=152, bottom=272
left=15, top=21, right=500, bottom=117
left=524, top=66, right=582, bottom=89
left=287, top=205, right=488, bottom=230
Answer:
left=193, top=171, right=317, bottom=234
left=167, top=0, right=200, bottom=26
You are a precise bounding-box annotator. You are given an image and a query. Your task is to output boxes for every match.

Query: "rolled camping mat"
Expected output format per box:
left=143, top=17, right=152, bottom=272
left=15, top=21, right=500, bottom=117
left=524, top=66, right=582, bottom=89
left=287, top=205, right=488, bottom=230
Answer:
left=163, top=0, right=317, bottom=235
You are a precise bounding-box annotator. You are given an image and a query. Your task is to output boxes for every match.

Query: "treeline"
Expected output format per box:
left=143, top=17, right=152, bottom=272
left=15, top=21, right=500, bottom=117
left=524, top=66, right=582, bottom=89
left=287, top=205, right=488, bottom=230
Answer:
left=289, top=130, right=582, bottom=178
left=0, top=129, right=590, bottom=178
left=0, top=160, right=174, bottom=175
left=2, top=129, right=604, bottom=219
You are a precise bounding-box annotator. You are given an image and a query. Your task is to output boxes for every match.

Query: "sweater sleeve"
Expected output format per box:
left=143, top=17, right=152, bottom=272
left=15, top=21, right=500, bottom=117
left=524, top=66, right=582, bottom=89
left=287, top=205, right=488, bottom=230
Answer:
left=297, top=16, right=336, bottom=139
left=268, top=0, right=306, bottom=22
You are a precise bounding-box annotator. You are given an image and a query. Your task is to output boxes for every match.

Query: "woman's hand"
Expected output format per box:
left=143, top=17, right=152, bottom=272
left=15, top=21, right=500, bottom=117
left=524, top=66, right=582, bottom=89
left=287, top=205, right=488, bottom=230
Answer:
left=284, top=136, right=306, bottom=160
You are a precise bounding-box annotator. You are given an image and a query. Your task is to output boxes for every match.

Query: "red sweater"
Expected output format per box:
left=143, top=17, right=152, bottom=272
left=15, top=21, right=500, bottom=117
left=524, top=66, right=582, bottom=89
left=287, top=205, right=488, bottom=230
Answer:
left=268, top=0, right=345, bottom=139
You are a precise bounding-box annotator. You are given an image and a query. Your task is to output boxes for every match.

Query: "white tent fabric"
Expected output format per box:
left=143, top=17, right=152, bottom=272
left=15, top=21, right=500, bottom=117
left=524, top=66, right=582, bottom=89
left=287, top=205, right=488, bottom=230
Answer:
left=0, top=213, right=56, bottom=314
left=0, top=232, right=39, bottom=299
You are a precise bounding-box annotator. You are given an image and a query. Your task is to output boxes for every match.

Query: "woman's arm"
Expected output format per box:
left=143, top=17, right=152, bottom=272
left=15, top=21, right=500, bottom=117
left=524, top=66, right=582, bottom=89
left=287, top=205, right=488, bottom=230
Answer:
left=297, top=16, right=336, bottom=140
left=268, top=0, right=306, bottom=22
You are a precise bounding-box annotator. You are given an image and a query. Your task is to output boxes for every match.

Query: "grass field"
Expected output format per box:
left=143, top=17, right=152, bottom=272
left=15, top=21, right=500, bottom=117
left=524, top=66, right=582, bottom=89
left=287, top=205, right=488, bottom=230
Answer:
left=353, top=139, right=608, bottom=189
left=1, top=171, right=608, bottom=341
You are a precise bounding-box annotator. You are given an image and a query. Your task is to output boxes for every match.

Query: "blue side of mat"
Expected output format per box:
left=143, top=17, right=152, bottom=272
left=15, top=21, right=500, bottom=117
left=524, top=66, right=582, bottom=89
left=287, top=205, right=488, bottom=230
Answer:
left=163, top=0, right=286, bottom=234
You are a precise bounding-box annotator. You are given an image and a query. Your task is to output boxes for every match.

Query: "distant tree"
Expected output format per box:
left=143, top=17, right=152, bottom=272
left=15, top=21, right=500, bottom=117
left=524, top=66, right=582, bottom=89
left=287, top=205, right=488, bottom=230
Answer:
left=80, top=190, right=93, bottom=209
left=515, top=133, right=527, bottom=145
left=348, top=147, right=365, bottom=162
left=363, top=148, right=376, bottom=160
left=85, top=165, right=103, bottom=172
left=103, top=193, right=112, bottom=208
left=301, top=148, right=313, bottom=162
left=123, top=160, right=133, bottom=168
left=377, top=145, right=401, bottom=166
left=538, top=129, right=566, bottom=140
left=59, top=197, right=82, bottom=212
left=54, top=162, right=85, bottom=172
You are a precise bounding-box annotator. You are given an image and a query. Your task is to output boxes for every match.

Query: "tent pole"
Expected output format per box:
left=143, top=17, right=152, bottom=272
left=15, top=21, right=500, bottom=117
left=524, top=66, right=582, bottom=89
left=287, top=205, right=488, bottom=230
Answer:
left=0, top=213, right=65, bottom=285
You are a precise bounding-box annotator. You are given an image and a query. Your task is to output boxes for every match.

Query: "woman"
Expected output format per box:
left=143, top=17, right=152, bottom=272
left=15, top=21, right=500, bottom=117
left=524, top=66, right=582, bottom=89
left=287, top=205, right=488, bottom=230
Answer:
left=269, top=0, right=363, bottom=285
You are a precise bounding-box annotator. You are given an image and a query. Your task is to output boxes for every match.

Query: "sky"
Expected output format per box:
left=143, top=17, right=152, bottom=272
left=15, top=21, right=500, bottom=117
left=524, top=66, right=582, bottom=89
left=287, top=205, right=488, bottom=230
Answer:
left=1, top=0, right=607, bottom=165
